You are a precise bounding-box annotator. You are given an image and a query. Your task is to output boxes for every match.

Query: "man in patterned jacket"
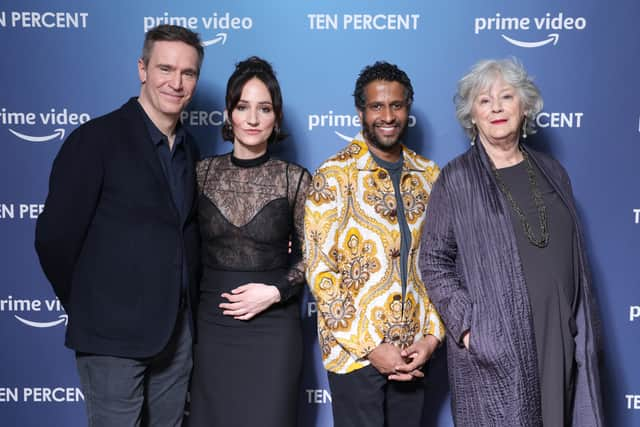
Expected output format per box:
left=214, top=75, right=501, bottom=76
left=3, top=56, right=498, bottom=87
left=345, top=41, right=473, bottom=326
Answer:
left=304, top=61, right=444, bottom=427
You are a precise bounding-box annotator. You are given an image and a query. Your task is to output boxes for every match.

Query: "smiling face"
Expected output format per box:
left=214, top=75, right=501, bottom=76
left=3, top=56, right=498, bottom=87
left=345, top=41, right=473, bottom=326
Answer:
left=137, top=40, right=199, bottom=127
left=229, top=77, right=276, bottom=159
left=358, top=80, right=409, bottom=159
left=471, top=74, right=525, bottom=149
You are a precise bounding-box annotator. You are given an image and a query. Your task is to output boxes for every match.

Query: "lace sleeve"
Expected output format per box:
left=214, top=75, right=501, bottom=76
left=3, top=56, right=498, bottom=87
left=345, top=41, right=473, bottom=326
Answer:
left=275, top=164, right=311, bottom=301
left=195, top=157, right=214, bottom=194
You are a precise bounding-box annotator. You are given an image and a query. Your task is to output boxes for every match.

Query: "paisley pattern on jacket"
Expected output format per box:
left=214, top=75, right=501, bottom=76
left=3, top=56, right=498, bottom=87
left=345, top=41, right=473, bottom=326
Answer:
left=304, top=134, right=444, bottom=373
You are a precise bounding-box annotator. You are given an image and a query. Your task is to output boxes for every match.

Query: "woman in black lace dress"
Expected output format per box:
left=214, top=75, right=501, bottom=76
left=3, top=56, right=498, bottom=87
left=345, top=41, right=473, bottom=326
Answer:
left=188, top=57, right=310, bottom=427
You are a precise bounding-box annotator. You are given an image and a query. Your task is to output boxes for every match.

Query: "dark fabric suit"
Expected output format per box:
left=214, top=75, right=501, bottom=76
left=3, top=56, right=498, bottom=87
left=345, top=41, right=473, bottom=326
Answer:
left=35, top=97, right=200, bottom=359
left=419, top=143, right=604, bottom=426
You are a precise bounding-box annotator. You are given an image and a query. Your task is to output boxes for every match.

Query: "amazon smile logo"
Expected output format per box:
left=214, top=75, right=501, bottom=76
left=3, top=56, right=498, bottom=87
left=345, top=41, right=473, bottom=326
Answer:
left=1, top=107, right=90, bottom=143
left=14, top=313, right=68, bottom=328
left=143, top=12, right=253, bottom=47
left=201, top=33, right=227, bottom=47
left=474, top=12, right=587, bottom=48
left=1, top=295, right=67, bottom=329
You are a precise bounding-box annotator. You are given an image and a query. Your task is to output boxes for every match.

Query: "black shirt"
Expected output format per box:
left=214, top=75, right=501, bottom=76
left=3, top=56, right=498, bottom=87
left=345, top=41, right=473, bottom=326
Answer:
left=139, top=102, right=188, bottom=220
left=138, top=101, right=189, bottom=296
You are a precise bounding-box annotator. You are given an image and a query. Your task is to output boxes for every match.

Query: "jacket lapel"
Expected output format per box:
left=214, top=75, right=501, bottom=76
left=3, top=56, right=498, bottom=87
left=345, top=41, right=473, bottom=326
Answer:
left=120, top=99, right=180, bottom=221
left=182, top=138, right=197, bottom=226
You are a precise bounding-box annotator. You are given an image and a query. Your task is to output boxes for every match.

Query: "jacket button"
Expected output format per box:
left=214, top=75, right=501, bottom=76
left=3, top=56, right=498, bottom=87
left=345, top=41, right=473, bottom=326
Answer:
left=378, top=170, right=387, bottom=179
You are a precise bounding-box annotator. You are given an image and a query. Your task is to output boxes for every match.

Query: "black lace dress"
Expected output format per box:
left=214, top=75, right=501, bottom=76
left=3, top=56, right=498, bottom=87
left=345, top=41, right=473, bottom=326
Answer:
left=188, top=152, right=311, bottom=427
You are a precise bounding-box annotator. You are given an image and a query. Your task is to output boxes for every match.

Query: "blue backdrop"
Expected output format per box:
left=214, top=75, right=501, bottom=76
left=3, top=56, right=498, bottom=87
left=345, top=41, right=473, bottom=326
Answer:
left=1, top=1, right=639, bottom=426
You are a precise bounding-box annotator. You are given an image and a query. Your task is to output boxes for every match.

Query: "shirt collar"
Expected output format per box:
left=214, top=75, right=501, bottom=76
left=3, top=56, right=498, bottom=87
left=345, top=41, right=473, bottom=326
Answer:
left=351, top=133, right=424, bottom=172
left=136, top=99, right=185, bottom=148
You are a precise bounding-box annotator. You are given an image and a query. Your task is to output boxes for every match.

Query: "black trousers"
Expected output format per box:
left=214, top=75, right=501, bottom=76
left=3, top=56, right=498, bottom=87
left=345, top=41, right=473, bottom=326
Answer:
left=75, top=308, right=192, bottom=427
left=328, top=364, right=425, bottom=427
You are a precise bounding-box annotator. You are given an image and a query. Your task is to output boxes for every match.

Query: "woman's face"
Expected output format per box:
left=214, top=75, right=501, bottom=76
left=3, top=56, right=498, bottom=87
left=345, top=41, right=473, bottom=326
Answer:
left=229, top=77, right=276, bottom=158
left=471, top=74, right=524, bottom=147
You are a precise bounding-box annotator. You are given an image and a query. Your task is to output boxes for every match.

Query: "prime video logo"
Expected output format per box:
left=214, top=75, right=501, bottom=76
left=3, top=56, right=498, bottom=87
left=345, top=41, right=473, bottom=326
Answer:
left=143, top=12, right=253, bottom=47
left=0, top=295, right=67, bottom=328
left=1, top=107, right=90, bottom=143
left=474, top=12, right=587, bottom=48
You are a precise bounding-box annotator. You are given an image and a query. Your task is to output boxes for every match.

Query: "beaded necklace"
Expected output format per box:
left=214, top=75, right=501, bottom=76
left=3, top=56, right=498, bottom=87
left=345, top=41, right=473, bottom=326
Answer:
left=492, top=149, right=550, bottom=248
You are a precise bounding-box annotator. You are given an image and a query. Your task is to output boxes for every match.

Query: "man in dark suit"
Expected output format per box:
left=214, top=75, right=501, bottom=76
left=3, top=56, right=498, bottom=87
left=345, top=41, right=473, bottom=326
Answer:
left=35, top=25, right=204, bottom=427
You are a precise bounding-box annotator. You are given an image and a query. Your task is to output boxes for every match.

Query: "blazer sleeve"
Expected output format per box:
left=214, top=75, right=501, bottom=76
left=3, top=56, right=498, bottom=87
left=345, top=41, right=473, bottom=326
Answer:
left=35, top=124, right=104, bottom=306
left=304, top=163, right=374, bottom=359
left=419, top=171, right=472, bottom=346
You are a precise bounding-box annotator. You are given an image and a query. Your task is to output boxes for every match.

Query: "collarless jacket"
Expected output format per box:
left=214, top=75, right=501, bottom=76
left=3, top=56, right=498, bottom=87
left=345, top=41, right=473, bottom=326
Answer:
left=419, top=142, right=604, bottom=426
left=35, top=98, right=201, bottom=358
left=305, top=135, right=445, bottom=374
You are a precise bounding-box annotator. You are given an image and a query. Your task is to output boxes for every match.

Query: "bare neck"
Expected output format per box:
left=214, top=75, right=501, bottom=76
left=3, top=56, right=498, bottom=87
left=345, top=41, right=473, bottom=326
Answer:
left=480, top=137, right=523, bottom=169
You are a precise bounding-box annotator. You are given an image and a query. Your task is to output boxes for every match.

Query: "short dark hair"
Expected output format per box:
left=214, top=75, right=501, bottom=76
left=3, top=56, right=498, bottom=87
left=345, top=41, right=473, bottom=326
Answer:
left=141, top=25, right=204, bottom=74
left=222, top=56, right=287, bottom=144
left=353, top=61, right=414, bottom=111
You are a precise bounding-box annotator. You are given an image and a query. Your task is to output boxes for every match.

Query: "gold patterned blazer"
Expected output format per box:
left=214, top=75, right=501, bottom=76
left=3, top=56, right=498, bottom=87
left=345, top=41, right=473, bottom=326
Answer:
left=304, top=135, right=445, bottom=374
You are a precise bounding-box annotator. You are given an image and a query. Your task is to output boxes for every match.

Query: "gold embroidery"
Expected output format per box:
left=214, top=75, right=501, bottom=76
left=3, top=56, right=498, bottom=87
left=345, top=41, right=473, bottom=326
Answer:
left=364, top=174, right=399, bottom=222
left=372, top=293, right=420, bottom=349
left=401, top=175, right=428, bottom=224
left=317, top=321, right=337, bottom=358
left=308, top=172, right=336, bottom=204
left=337, top=228, right=380, bottom=292
left=318, top=290, right=357, bottom=331
left=335, top=142, right=362, bottom=161
left=304, top=138, right=444, bottom=373
left=305, top=210, right=336, bottom=249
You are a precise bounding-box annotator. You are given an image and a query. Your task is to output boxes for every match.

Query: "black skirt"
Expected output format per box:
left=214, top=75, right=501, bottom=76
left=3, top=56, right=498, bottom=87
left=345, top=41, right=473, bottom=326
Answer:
left=187, top=269, right=302, bottom=427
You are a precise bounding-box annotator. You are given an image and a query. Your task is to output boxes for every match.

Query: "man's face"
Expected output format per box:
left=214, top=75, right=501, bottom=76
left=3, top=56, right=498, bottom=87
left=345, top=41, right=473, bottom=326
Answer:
left=137, top=40, right=200, bottom=123
left=358, top=80, right=409, bottom=152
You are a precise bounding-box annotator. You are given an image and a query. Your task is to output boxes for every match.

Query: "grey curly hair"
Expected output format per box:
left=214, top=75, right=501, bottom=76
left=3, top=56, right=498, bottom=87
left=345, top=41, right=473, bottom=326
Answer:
left=454, top=58, right=543, bottom=139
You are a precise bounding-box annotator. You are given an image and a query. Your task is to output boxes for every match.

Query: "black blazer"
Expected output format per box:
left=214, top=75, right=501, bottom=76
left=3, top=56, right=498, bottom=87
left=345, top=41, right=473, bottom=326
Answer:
left=35, top=98, right=200, bottom=358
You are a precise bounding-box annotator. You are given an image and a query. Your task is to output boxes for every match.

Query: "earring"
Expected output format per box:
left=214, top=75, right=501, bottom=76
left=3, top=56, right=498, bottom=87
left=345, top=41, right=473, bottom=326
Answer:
left=521, top=118, right=528, bottom=139
left=223, top=118, right=233, bottom=139
left=470, top=124, right=477, bottom=146
left=270, top=125, right=280, bottom=143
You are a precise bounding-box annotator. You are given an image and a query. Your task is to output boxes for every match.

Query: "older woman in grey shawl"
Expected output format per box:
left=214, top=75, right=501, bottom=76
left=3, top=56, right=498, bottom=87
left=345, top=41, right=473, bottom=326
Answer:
left=419, top=58, right=603, bottom=426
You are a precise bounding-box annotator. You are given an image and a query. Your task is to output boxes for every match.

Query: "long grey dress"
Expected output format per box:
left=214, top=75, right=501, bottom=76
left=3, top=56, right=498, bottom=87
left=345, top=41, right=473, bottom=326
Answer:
left=499, top=160, right=577, bottom=426
left=418, top=142, right=604, bottom=427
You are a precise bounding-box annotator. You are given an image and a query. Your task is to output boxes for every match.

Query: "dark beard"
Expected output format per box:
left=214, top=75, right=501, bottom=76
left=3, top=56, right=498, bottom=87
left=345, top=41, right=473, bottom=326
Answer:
left=362, top=120, right=408, bottom=152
